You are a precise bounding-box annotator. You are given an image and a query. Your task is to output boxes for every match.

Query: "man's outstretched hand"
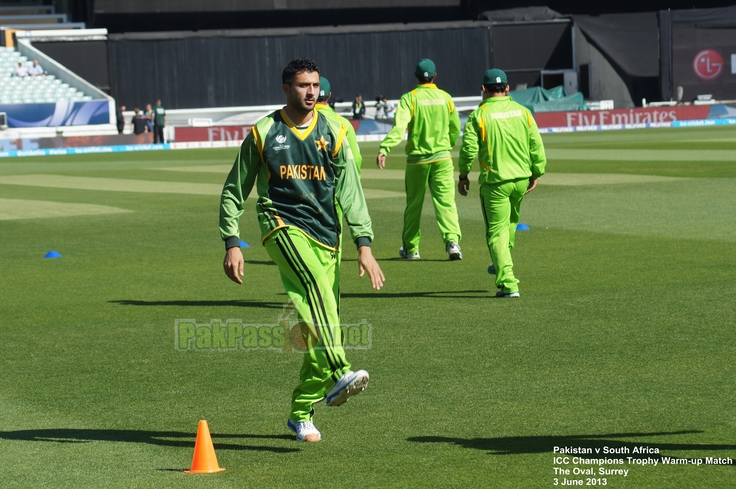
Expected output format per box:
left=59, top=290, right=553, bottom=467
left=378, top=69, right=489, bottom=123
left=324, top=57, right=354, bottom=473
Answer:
left=358, top=246, right=385, bottom=290
left=223, top=246, right=244, bottom=284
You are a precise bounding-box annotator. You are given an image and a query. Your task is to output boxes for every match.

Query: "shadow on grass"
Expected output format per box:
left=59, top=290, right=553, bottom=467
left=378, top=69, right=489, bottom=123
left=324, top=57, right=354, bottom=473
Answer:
left=408, top=431, right=736, bottom=456
left=342, top=258, right=457, bottom=263
left=342, top=290, right=490, bottom=299
left=383, top=258, right=462, bottom=262
left=243, top=260, right=276, bottom=266
left=110, top=300, right=284, bottom=309
left=0, top=429, right=299, bottom=453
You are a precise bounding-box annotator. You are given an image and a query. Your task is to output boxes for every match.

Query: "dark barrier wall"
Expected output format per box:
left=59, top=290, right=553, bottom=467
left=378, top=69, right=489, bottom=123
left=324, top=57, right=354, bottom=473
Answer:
left=492, top=21, right=572, bottom=89
left=95, top=0, right=461, bottom=13
left=89, top=1, right=736, bottom=34
left=94, top=0, right=466, bottom=33
left=108, top=24, right=493, bottom=109
left=574, top=13, right=660, bottom=106
left=32, top=40, right=110, bottom=92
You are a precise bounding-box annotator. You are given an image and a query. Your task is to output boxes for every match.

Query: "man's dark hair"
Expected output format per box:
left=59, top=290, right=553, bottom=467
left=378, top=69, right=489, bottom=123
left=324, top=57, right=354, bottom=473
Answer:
left=282, top=57, right=320, bottom=85
left=483, top=83, right=508, bottom=94
left=417, top=74, right=434, bottom=84
left=317, top=94, right=329, bottom=103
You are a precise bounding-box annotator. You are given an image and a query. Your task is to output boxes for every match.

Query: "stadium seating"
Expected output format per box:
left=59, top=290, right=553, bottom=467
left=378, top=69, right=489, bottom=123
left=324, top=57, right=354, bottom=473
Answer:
left=0, top=46, right=92, bottom=104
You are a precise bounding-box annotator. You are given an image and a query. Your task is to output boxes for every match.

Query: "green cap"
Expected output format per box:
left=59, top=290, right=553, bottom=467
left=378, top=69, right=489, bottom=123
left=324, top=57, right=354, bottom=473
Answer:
left=319, top=76, right=331, bottom=99
left=415, top=58, right=436, bottom=79
left=483, top=68, right=507, bottom=85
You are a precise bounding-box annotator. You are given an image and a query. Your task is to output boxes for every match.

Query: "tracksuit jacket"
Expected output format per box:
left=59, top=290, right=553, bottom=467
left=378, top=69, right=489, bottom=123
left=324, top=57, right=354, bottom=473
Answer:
left=459, top=96, right=547, bottom=184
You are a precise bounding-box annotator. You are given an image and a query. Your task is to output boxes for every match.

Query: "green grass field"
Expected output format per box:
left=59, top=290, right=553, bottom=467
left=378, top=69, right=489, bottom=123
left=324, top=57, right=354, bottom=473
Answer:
left=0, top=126, right=734, bottom=488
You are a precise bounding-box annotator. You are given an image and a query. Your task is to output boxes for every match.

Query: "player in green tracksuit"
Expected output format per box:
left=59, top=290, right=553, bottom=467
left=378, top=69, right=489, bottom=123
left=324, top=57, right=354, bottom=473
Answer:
left=458, top=69, right=546, bottom=298
left=377, top=58, right=463, bottom=261
left=220, top=58, right=385, bottom=443
left=315, top=76, right=362, bottom=175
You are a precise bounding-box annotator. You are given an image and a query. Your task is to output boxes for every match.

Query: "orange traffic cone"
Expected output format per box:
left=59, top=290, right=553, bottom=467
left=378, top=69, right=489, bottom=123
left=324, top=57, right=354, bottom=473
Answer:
left=184, top=420, right=226, bottom=474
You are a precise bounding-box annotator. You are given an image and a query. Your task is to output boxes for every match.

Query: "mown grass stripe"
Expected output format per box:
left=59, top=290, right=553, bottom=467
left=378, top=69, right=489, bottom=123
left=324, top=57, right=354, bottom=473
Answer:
left=0, top=174, right=223, bottom=195
left=547, top=148, right=736, bottom=161
left=0, top=198, right=131, bottom=220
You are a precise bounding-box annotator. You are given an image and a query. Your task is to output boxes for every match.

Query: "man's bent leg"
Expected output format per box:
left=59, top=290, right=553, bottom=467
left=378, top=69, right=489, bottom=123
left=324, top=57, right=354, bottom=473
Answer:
left=480, top=182, right=519, bottom=293
left=403, top=163, right=431, bottom=254
left=265, top=228, right=351, bottom=422
left=427, top=159, right=462, bottom=245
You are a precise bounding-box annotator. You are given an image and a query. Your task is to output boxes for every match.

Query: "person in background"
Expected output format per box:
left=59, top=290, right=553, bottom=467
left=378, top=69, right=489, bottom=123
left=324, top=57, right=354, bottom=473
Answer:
left=375, top=95, right=395, bottom=121
left=144, top=103, right=154, bottom=133
left=457, top=68, right=547, bottom=298
left=383, top=96, right=396, bottom=120
left=28, top=60, right=44, bottom=76
left=14, top=62, right=28, bottom=78
left=376, top=58, right=463, bottom=261
left=352, top=94, right=365, bottom=120
left=132, top=108, right=148, bottom=135
left=375, top=95, right=387, bottom=119
left=153, top=99, right=166, bottom=144
left=317, top=77, right=363, bottom=174
left=116, top=105, right=126, bottom=134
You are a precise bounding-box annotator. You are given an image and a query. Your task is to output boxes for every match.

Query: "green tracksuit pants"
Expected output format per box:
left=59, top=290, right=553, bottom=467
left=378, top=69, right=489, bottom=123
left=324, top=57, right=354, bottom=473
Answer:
left=264, top=227, right=351, bottom=422
left=403, top=158, right=462, bottom=254
left=480, top=178, right=528, bottom=294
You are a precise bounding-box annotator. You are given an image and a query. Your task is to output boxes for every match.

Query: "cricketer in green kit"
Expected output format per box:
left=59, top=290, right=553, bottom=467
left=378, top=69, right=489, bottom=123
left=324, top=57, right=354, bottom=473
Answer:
left=458, top=68, right=546, bottom=298
left=315, top=76, right=363, bottom=175
left=220, top=58, right=385, bottom=443
left=376, top=58, right=463, bottom=261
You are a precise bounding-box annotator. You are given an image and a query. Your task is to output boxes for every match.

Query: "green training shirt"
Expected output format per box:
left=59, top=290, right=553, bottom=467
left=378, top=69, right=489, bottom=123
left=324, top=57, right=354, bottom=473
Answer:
left=316, top=103, right=363, bottom=175
left=378, top=83, right=461, bottom=164
left=153, top=105, right=165, bottom=125
left=220, top=109, right=373, bottom=251
left=458, top=96, right=547, bottom=185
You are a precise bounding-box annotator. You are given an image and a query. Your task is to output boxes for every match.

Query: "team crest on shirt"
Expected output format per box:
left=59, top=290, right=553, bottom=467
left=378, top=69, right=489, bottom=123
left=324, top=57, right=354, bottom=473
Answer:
left=275, top=134, right=287, bottom=144
left=314, top=136, right=329, bottom=152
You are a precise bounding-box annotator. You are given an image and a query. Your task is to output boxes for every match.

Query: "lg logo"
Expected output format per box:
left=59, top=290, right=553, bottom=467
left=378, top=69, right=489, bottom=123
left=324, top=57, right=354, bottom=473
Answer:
left=693, top=49, right=724, bottom=81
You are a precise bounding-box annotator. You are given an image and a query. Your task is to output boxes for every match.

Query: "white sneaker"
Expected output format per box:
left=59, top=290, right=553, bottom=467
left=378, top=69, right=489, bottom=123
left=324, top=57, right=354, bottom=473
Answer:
left=287, top=418, right=321, bottom=442
left=399, top=247, right=420, bottom=260
left=495, top=289, right=520, bottom=298
left=446, top=242, right=462, bottom=261
left=326, top=370, right=369, bottom=407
